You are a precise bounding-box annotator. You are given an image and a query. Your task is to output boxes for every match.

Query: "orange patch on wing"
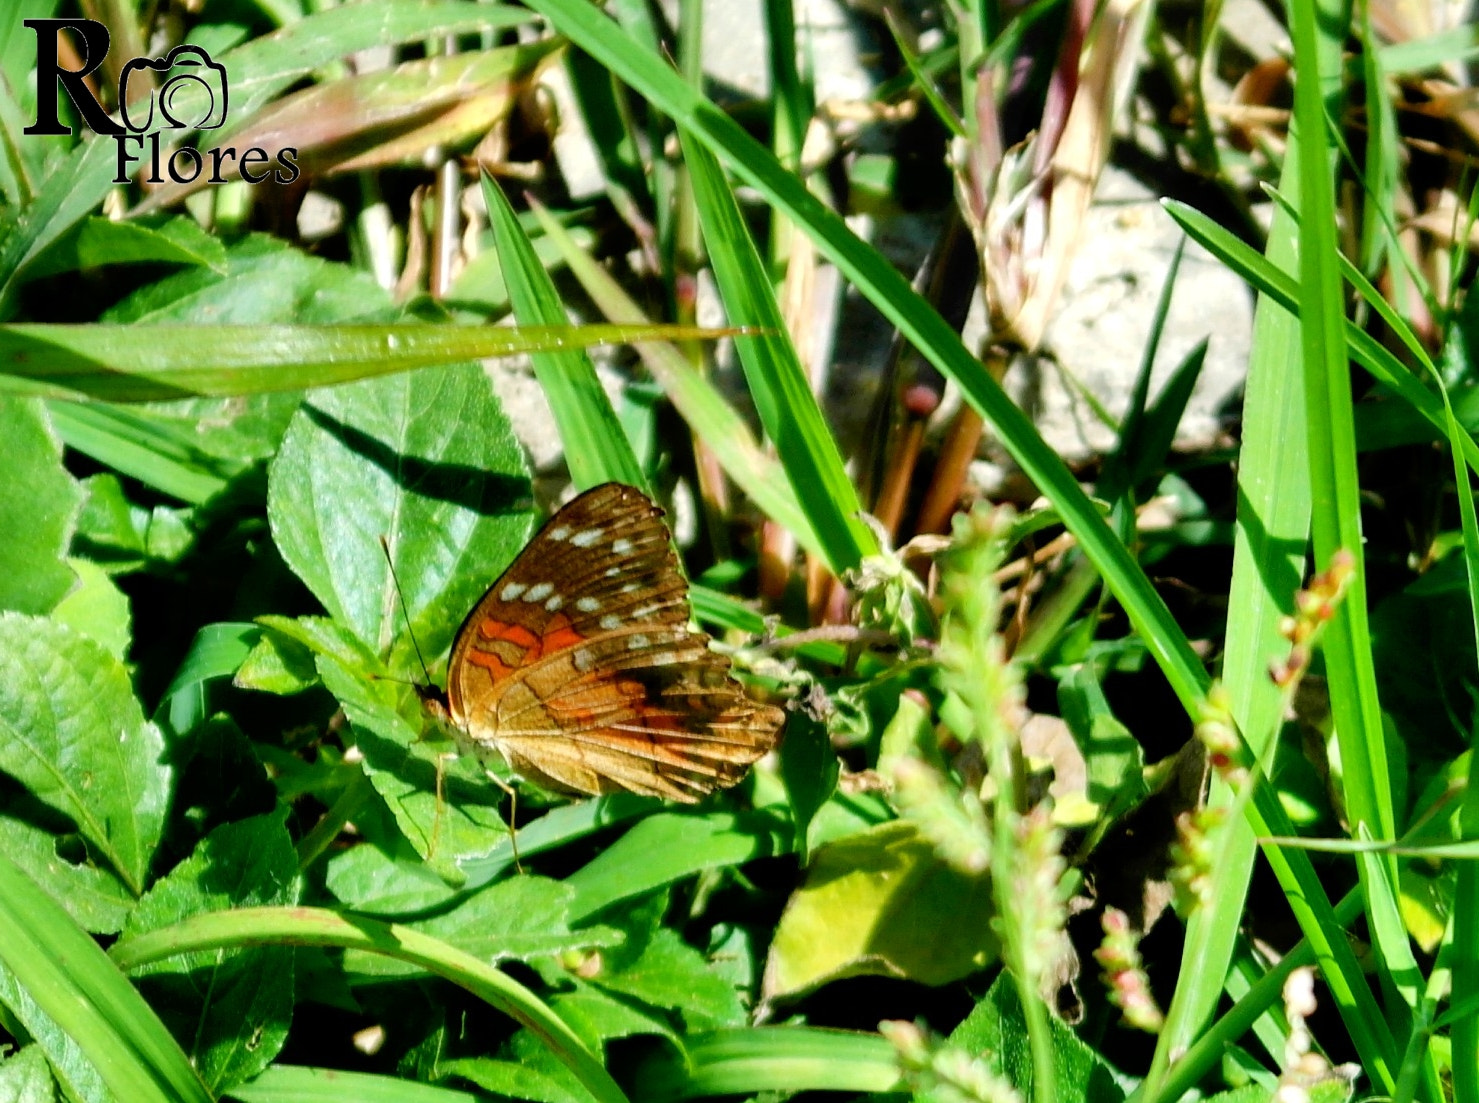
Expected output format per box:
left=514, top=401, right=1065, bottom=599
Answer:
left=540, top=612, right=586, bottom=654
left=465, top=647, right=514, bottom=679
left=480, top=618, right=541, bottom=650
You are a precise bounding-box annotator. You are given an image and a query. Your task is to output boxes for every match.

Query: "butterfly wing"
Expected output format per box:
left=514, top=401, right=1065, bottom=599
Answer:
left=444, top=483, right=783, bottom=801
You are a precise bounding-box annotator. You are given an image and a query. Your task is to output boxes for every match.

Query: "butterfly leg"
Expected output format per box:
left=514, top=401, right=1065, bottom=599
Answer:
left=479, top=767, right=524, bottom=874
left=428, top=750, right=459, bottom=861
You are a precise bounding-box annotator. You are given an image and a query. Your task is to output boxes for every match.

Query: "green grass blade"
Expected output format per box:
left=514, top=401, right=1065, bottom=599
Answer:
left=632, top=1027, right=901, bottom=1100
left=1143, top=889, right=1364, bottom=1103
left=1162, top=200, right=1479, bottom=476
left=528, top=13, right=1395, bottom=1072
left=1143, top=162, right=1311, bottom=1095
left=230, top=1065, right=488, bottom=1102
left=0, top=853, right=214, bottom=1103
left=481, top=171, right=648, bottom=491
left=109, top=905, right=630, bottom=1103
left=1423, top=248, right=1479, bottom=1103
left=528, top=199, right=823, bottom=554
left=1287, top=0, right=1407, bottom=1083
left=45, top=401, right=234, bottom=503
left=677, top=129, right=873, bottom=573
left=1375, top=24, right=1479, bottom=75
left=0, top=321, right=741, bottom=403
left=520, top=0, right=1207, bottom=710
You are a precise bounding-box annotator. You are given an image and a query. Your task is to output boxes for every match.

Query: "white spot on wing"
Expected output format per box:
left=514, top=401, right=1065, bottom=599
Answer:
left=548, top=525, right=571, bottom=541
left=571, top=529, right=602, bottom=547
left=573, top=650, right=596, bottom=673
left=628, top=634, right=650, bottom=650
left=612, top=538, right=633, bottom=555
left=524, top=582, right=553, bottom=602
left=599, top=614, right=622, bottom=630
left=576, top=596, right=601, bottom=612
left=501, top=582, right=527, bottom=601
left=545, top=594, right=563, bottom=611
left=620, top=582, right=641, bottom=593
left=605, top=567, right=622, bottom=578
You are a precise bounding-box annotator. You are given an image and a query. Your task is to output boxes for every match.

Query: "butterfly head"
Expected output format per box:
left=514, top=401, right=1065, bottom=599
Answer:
left=415, top=680, right=453, bottom=725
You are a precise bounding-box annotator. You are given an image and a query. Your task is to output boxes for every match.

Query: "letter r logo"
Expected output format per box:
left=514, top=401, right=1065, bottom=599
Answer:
left=24, top=18, right=123, bottom=136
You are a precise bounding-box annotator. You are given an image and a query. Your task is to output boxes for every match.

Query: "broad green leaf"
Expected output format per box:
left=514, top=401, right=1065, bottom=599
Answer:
left=49, top=557, right=130, bottom=658
left=106, top=235, right=390, bottom=330
left=316, top=653, right=508, bottom=879
left=124, top=812, right=299, bottom=1092
left=0, top=811, right=134, bottom=934
left=1057, top=663, right=1148, bottom=823
left=22, top=215, right=225, bottom=281
left=779, top=713, right=840, bottom=862
left=590, top=923, right=746, bottom=1031
left=1399, top=863, right=1452, bottom=955
left=0, top=1044, right=55, bottom=1102
left=567, top=810, right=789, bottom=921
left=1371, top=579, right=1476, bottom=753
left=71, top=474, right=148, bottom=571
left=0, top=613, right=168, bottom=894
left=442, top=1053, right=581, bottom=1103
left=253, top=614, right=376, bottom=674
left=233, top=628, right=318, bottom=695
left=548, top=983, right=677, bottom=1048
left=950, top=971, right=1130, bottom=1103
left=324, top=842, right=461, bottom=914
left=0, top=397, right=79, bottom=614
left=455, top=793, right=655, bottom=889
left=68, top=475, right=193, bottom=571
left=343, top=874, right=622, bottom=978
left=66, top=236, right=390, bottom=499
left=266, top=361, right=531, bottom=667
left=762, top=820, right=998, bottom=1002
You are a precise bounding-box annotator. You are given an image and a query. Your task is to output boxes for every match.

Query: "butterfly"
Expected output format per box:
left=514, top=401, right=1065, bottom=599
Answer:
left=420, top=482, right=785, bottom=802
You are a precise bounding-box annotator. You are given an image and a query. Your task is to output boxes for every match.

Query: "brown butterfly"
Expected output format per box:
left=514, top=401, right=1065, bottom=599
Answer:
left=421, top=483, right=784, bottom=801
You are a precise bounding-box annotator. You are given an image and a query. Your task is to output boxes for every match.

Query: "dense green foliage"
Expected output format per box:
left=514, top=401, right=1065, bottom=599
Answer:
left=0, top=2, right=1476, bottom=1102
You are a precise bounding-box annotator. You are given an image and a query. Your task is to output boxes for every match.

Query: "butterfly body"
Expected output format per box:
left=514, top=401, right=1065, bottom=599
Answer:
left=430, top=483, right=783, bottom=802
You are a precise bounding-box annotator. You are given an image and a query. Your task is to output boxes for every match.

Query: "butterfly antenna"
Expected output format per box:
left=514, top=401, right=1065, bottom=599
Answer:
left=379, top=535, right=457, bottom=868
left=378, top=535, right=434, bottom=685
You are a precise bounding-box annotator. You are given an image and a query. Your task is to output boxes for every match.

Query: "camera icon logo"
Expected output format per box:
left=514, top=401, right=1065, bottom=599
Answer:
left=119, top=44, right=228, bottom=132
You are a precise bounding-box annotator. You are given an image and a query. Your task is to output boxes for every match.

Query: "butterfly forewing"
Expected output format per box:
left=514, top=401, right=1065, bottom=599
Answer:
left=441, top=483, right=783, bottom=801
